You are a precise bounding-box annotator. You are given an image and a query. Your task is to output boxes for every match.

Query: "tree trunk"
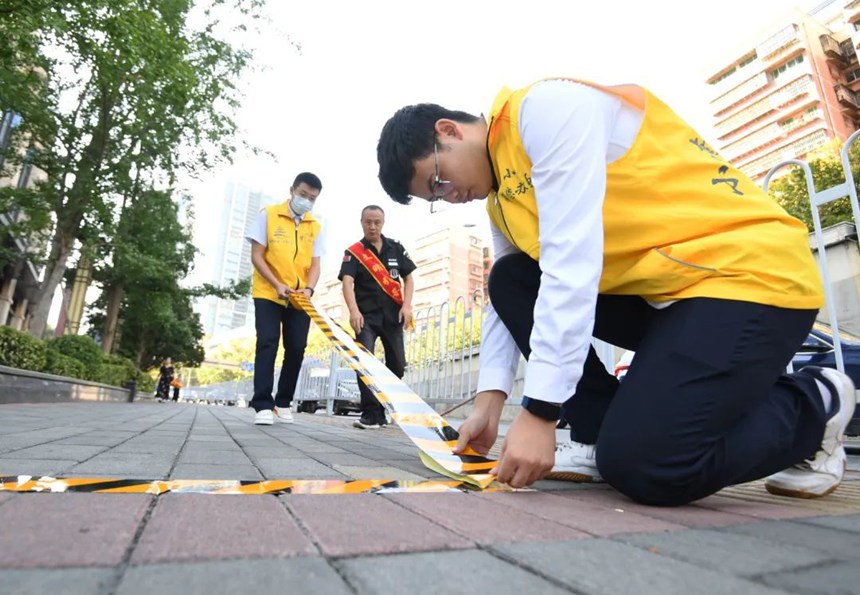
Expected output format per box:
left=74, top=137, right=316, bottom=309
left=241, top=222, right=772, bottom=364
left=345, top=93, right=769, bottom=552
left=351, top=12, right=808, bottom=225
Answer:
left=27, top=231, right=72, bottom=338
left=102, top=283, right=124, bottom=354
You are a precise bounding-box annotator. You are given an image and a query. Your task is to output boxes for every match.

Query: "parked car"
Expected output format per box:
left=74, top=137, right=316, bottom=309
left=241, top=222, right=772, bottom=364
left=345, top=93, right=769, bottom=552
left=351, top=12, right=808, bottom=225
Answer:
left=613, top=321, right=860, bottom=436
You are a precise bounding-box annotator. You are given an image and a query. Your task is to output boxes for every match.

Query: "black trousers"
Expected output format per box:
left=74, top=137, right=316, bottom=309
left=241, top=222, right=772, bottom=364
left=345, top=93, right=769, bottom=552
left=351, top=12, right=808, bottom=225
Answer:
left=251, top=298, right=311, bottom=412
left=356, top=312, right=406, bottom=421
left=490, top=252, right=827, bottom=506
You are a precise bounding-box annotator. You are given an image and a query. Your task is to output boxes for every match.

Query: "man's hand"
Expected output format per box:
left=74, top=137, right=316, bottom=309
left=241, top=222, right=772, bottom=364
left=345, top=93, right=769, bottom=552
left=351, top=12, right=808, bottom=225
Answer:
left=297, top=288, right=313, bottom=299
left=349, top=310, right=364, bottom=335
left=453, top=390, right=505, bottom=455
left=275, top=283, right=292, bottom=300
left=491, top=408, right=556, bottom=488
left=399, top=305, right=413, bottom=330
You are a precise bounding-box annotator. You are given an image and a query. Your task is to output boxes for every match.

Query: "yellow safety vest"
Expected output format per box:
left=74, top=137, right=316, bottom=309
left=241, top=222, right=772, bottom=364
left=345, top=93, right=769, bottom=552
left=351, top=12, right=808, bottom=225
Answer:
left=251, top=201, right=321, bottom=304
left=485, top=78, right=823, bottom=309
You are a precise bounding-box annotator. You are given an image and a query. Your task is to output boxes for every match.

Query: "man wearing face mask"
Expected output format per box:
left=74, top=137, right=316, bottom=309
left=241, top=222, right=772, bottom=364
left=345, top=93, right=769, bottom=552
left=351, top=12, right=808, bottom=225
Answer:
left=247, top=172, right=326, bottom=425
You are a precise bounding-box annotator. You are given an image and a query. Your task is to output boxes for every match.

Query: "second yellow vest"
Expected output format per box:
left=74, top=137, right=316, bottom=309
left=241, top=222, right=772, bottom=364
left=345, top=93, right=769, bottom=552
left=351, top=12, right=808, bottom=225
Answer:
left=251, top=201, right=321, bottom=304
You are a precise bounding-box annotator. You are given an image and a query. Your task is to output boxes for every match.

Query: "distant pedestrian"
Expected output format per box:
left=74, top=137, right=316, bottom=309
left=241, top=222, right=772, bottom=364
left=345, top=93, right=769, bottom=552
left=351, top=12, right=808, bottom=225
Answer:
left=170, top=377, right=183, bottom=402
left=155, top=357, right=174, bottom=403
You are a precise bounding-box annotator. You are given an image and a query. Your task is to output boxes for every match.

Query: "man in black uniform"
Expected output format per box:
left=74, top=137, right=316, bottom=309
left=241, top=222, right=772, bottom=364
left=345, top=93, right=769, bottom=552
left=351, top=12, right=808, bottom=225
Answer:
left=339, top=205, right=417, bottom=429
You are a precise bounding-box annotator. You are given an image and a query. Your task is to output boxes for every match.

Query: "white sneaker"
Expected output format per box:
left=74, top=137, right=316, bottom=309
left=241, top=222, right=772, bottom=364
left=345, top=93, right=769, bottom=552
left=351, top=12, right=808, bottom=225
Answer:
left=274, top=407, right=294, bottom=424
left=254, top=409, right=274, bottom=425
left=765, top=368, right=856, bottom=498
left=545, top=441, right=604, bottom=483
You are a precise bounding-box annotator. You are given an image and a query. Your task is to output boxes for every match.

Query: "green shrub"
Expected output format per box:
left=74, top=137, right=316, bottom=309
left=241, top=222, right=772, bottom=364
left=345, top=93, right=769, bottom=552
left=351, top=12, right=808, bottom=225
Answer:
left=45, top=335, right=102, bottom=380
left=137, top=370, right=155, bottom=393
left=95, top=363, right=133, bottom=387
left=0, top=326, right=46, bottom=371
left=102, top=353, right=137, bottom=380
left=42, top=349, right=87, bottom=379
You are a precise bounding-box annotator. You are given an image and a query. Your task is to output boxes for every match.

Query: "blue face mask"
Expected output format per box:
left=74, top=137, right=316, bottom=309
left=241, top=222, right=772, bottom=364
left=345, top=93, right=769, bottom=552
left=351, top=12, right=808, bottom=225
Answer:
left=291, top=195, right=314, bottom=216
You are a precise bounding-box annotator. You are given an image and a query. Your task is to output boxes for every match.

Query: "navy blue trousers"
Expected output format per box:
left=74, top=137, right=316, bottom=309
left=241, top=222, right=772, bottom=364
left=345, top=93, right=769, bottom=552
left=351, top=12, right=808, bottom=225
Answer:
left=251, top=298, right=311, bottom=412
left=489, top=252, right=827, bottom=506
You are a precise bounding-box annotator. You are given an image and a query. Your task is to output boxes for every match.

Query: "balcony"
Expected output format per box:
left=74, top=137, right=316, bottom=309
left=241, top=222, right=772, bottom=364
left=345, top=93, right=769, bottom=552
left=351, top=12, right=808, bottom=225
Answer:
left=756, top=25, right=799, bottom=62
left=821, top=34, right=847, bottom=62
left=836, top=84, right=860, bottom=109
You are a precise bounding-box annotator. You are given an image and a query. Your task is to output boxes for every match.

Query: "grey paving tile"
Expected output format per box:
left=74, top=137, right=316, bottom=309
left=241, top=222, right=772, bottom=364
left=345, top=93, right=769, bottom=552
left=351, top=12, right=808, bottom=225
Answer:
left=0, top=567, right=115, bottom=594
left=0, top=444, right=107, bottom=461
left=331, top=466, right=426, bottom=480
left=70, top=461, right=173, bottom=478
left=308, top=453, right=380, bottom=466
left=176, top=450, right=252, bottom=465
left=386, top=492, right=588, bottom=544
left=719, top=520, right=860, bottom=558
left=490, top=539, right=787, bottom=595
left=337, top=549, right=569, bottom=594
left=170, top=464, right=262, bottom=481
left=760, top=560, right=860, bottom=594
left=48, top=436, right=131, bottom=446
left=795, top=514, right=860, bottom=534
left=254, top=458, right=347, bottom=479
left=0, top=459, right=79, bottom=476
left=117, top=557, right=349, bottom=594
left=617, top=528, right=833, bottom=576
left=242, top=446, right=308, bottom=459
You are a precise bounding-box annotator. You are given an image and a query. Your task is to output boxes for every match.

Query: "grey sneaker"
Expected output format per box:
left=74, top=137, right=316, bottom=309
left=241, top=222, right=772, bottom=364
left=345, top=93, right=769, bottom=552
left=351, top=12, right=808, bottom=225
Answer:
left=254, top=409, right=274, bottom=425
left=545, top=441, right=604, bottom=483
left=765, top=368, right=856, bottom=498
left=274, top=407, right=294, bottom=424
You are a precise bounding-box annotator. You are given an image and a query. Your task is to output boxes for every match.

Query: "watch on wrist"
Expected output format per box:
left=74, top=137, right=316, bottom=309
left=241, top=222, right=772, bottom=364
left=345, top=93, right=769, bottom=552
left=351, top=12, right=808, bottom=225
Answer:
left=521, top=396, right=562, bottom=422
left=306, top=287, right=315, bottom=296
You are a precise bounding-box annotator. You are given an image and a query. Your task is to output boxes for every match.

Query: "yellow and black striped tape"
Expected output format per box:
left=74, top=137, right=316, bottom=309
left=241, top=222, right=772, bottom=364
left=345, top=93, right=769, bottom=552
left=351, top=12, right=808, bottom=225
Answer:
left=290, top=294, right=497, bottom=489
left=0, top=476, right=517, bottom=495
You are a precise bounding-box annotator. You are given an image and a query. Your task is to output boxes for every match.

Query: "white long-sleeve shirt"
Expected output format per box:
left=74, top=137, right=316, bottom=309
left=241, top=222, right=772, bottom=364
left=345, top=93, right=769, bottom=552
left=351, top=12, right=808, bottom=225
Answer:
left=476, top=79, right=644, bottom=404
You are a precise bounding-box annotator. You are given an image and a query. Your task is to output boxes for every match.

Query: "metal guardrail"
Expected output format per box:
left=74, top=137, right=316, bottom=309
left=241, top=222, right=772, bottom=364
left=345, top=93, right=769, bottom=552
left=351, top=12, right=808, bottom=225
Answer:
left=762, top=128, right=860, bottom=376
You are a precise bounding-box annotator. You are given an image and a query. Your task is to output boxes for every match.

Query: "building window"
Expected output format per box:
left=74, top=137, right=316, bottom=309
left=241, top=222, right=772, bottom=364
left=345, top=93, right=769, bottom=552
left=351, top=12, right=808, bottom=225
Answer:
left=854, top=21, right=860, bottom=32
left=710, top=67, right=737, bottom=85
left=739, top=53, right=757, bottom=68
left=771, top=54, right=804, bottom=80
left=847, top=67, right=860, bottom=83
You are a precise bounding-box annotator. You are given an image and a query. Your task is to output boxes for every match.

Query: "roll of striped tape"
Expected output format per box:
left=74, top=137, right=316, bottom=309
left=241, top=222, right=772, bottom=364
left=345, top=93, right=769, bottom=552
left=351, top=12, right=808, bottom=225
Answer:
left=290, top=293, right=497, bottom=489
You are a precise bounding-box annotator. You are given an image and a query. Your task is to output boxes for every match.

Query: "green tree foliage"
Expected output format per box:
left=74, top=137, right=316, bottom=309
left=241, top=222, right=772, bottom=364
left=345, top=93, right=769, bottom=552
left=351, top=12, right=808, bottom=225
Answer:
left=766, top=144, right=860, bottom=232
left=45, top=334, right=102, bottom=379
left=0, top=0, right=264, bottom=337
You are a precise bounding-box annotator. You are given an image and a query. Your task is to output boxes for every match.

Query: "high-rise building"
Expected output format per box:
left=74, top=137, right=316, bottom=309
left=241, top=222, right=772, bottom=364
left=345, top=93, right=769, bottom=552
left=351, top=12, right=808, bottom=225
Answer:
left=704, top=1, right=860, bottom=182
left=196, top=182, right=279, bottom=337
left=410, top=225, right=486, bottom=314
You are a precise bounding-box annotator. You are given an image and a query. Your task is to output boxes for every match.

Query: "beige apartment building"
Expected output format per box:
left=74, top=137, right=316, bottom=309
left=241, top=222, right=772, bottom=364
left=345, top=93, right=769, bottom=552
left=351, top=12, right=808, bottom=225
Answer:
left=705, top=1, right=860, bottom=182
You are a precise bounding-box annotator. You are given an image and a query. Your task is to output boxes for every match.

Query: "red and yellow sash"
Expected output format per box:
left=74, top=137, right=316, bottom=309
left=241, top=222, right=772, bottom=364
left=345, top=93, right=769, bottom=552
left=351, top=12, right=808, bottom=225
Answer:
left=347, top=241, right=403, bottom=306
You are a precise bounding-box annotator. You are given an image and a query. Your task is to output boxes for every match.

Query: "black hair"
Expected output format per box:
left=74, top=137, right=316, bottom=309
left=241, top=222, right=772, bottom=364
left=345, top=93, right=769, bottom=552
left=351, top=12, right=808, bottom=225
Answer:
left=377, top=104, right=480, bottom=204
left=292, top=172, right=322, bottom=191
left=361, top=205, right=385, bottom=217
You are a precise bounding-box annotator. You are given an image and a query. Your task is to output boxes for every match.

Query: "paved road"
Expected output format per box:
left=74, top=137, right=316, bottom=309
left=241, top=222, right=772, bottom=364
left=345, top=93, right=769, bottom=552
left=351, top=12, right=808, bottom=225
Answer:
left=1, top=402, right=859, bottom=594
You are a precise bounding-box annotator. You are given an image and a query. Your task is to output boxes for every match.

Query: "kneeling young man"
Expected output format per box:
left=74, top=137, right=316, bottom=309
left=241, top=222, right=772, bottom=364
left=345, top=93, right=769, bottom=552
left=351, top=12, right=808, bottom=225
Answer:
left=375, top=78, right=855, bottom=506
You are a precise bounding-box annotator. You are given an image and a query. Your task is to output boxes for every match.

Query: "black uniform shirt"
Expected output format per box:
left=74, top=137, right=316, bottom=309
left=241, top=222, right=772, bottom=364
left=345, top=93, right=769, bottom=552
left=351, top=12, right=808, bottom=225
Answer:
left=338, top=235, right=416, bottom=325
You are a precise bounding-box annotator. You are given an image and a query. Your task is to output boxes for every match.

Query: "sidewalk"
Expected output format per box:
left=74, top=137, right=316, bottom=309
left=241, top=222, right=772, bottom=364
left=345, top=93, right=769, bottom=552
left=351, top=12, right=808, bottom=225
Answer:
left=1, top=402, right=859, bottom=594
